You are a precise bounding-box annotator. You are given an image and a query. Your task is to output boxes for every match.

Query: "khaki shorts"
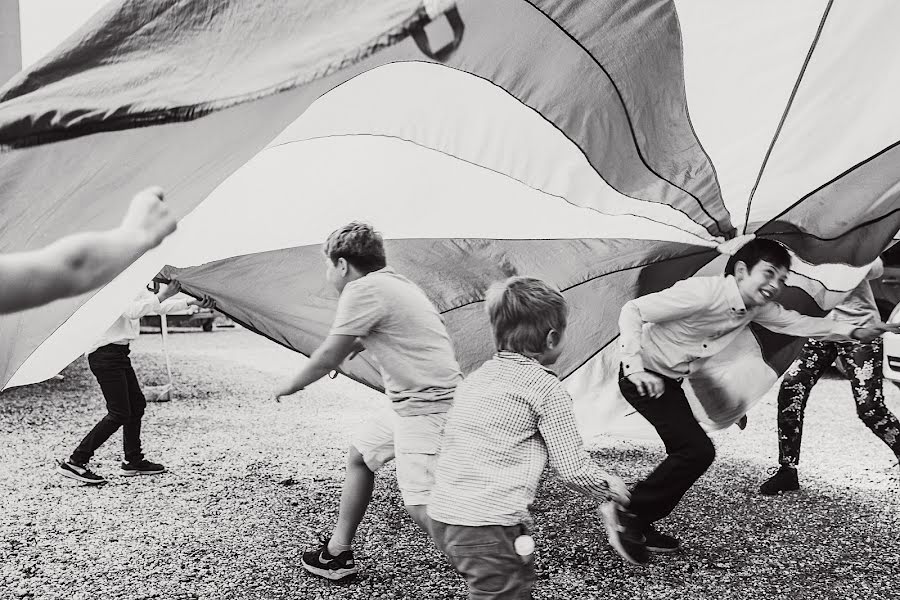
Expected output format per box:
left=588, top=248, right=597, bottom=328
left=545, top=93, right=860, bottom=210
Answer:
left=351, top=405, right=448, bottom=506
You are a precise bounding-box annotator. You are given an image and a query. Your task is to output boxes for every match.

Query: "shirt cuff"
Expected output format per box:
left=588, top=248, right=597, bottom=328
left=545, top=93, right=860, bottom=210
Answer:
left=620, top=354, right=644, bottom=377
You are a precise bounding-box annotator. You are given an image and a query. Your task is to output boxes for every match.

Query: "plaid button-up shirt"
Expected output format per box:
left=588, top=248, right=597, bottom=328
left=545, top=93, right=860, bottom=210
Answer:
left=428, top=352, right=614, bottom=527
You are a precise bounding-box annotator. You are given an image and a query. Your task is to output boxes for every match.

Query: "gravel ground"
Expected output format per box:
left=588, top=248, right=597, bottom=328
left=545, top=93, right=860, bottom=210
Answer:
left=1, top=328, right=898, bottom=600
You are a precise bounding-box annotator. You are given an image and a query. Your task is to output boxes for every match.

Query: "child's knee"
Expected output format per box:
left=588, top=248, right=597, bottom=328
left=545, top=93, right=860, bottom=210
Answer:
left=347, top=445, right=380, bottom=474
left=690, top=437, right=716, bottom=470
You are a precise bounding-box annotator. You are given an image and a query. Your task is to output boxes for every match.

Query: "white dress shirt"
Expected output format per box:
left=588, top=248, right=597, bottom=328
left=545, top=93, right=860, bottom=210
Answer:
left=619, top=275, right=857, bottom=380
left=87, top=289, right=189, bottom=354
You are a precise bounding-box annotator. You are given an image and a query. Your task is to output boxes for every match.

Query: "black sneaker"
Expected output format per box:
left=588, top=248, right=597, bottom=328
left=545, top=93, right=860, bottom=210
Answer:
left=57, top=460, right=107, bottom=485
left=644, top=525, right=680, bottom=553
left=121, top=459, right=166, bottom=476
left=301, top=535, right=358, bottom=580
left=759, top=465, right=799, bottom=495
left=599, top=502, right=649, bottom=565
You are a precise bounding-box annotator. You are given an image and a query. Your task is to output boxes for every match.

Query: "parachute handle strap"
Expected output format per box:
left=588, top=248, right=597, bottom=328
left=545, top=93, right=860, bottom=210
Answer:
left=412, top=5, right=464, bottom=62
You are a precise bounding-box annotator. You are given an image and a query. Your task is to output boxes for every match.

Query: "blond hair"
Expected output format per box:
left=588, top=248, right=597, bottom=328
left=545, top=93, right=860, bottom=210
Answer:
left=485, top=276, right=567, bottom=355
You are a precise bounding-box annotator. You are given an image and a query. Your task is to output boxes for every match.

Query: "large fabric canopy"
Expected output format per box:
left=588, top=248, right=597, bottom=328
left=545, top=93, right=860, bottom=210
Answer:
left=2, top=0, right=899, bottom=440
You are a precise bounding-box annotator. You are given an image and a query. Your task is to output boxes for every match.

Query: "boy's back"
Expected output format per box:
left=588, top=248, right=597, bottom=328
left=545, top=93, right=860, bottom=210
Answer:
left=428, top=351, right=568, bottom=526
left=332, top=267, right=461, bottom=415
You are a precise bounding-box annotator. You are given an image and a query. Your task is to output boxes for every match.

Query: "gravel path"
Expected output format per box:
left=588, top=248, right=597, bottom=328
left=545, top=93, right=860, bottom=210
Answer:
left=1, top=329, right=898, bottom=599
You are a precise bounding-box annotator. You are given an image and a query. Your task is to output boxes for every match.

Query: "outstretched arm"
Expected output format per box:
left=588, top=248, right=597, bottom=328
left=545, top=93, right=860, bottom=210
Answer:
left=0, top=187, right=176, bottom=315
left=272, top=334, right=360, bottom=399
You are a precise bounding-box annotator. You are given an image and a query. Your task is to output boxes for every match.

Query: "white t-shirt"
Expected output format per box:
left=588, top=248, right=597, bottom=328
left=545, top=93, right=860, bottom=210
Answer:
left=330, top=267, right=461, bottom=416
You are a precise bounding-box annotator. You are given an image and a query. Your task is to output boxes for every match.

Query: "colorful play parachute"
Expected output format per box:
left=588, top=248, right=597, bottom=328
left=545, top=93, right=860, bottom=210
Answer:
left=2, top=1, right=900, bottom=439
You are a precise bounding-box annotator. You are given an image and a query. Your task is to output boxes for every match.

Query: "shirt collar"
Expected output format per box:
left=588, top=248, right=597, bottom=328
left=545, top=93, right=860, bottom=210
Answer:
left=496, top=350, right=557, bottom=375
left=723, top=275, right=748, bottom=316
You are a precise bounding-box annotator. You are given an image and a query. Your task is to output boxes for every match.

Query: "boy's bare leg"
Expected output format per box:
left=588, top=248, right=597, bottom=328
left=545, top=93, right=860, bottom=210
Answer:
left=404, top=505, right=431, bottom=534
left=327, top=446, right=374, bottom=553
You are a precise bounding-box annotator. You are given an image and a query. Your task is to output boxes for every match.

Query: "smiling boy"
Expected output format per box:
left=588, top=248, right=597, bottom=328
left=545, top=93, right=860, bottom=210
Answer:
left=614, top=238, right=897, bottom=553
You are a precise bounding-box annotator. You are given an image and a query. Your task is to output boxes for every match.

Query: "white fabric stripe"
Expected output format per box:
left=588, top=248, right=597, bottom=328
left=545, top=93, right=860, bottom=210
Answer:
left=675, top=0, right=825, bottom=226
left=747, top=2, right=900, bottom=226
left=267, top=61, right=714, bottom=241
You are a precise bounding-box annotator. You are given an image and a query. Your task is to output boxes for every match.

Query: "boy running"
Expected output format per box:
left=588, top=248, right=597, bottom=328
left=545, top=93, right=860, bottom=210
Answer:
left=617, top=238, right=898, bottom=552
left=272, top=222, right=462, bottom=581
left=429, top=276, right=638, bottom=599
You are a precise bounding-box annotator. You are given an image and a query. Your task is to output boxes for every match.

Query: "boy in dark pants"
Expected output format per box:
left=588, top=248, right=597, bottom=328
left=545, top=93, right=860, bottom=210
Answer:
left=616, top=239, right=897, bottom=552
left=58, top=281, right=214, bottom=485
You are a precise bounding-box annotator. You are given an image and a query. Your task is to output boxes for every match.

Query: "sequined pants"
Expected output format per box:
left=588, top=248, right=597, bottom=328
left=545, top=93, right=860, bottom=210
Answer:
left=776, top=337, right=900, bottom=465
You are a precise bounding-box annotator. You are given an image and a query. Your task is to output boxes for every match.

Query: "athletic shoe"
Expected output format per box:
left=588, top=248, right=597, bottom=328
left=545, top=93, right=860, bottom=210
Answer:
left=759, top=465, right=799, bottom=495
left=599, top=502, right=649, bottom=565
left=644, top=525, right=680, bottom=553
left=121, top=459, right=166, bottom=476
left=301, top=535, right=358, bottom=580
left=57, top=460, right=107, bottom=485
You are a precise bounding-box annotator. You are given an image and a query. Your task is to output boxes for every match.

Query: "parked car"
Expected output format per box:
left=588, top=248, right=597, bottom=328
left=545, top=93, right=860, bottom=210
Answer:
left=883, top=295, right=900, bottom=384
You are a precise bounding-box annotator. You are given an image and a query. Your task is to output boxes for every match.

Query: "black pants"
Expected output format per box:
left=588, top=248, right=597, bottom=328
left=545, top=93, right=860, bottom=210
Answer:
left=619, top=369, right=715, bottom=526
left=70, top=344, right=146, bottom=465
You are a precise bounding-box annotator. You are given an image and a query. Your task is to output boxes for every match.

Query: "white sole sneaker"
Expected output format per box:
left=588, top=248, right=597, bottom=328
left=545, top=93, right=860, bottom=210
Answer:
left=121, top=467, right=165, bottom=476
left=300, top=557, right=358, bottom=581
left=56, top=461, right=107, bottom=485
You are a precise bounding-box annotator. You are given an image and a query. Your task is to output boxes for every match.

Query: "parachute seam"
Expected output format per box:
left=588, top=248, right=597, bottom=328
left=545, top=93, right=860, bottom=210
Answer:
left=521, top=1, right=730, bottom=238
left=742, top=0, right=834, bottom=234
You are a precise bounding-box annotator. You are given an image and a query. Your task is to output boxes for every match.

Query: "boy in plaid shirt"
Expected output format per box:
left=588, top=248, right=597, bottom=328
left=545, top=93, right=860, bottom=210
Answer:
left=428, top=276, right=642, bottom=600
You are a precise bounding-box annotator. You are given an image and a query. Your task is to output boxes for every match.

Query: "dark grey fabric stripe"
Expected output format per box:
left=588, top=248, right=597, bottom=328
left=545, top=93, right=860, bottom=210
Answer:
left=163, top=238, right=710, bottom=392
left=753, top=139, right=900, bottom=267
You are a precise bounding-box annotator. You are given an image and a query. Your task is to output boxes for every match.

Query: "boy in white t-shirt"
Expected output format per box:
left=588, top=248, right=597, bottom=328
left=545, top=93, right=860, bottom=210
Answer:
left=272, top=222, right=462, bottom=581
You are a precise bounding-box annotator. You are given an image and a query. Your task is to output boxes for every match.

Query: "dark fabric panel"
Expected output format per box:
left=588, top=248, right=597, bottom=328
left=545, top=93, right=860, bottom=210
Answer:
left=747, top=285, right=827, bottom=377
left=163, top=238, right=713, bottom=393
left=754, top=140, right=900, bottom=266
left=0, top=0, right=430, bottom=145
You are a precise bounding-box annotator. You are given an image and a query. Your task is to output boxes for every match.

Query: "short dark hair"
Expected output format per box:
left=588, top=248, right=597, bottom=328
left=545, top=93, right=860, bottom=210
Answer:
left=725, top=238, right=791, bottom=275
left=323, top=222, right=387, bottom=274
left=485, top=277, right=568, bottom=355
